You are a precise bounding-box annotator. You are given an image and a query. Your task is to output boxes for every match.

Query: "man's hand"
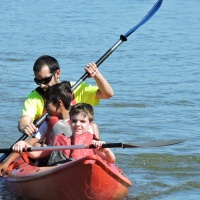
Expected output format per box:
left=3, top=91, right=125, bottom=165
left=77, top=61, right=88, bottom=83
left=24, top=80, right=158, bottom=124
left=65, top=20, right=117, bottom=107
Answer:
left=20, top=123, right=38, bottom=136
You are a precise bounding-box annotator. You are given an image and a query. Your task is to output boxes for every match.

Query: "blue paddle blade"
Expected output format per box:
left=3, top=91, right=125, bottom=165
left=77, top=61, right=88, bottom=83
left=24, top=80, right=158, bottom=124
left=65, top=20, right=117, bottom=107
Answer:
left=124, top=0, right=163, bottom=38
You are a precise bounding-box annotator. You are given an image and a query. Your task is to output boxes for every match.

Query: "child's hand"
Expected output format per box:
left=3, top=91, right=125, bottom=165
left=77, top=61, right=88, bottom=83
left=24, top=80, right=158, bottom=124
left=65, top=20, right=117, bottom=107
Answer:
left=0, top=162, right=9, bottom=176
left=12, top=141, right=30, bottom=153
left=92, top=140, right=105, bottom=149
left=92, top=140, right=115, bottom=163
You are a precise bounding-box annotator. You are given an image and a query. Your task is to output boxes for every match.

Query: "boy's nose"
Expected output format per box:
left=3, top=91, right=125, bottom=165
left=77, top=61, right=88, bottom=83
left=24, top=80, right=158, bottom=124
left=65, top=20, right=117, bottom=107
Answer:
left=76, top=121, right=80, bottom=125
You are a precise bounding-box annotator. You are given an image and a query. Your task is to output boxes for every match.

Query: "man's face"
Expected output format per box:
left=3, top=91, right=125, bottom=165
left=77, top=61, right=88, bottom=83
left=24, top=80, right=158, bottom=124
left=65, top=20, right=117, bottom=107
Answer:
left=34, top=65, right=60, bottom=90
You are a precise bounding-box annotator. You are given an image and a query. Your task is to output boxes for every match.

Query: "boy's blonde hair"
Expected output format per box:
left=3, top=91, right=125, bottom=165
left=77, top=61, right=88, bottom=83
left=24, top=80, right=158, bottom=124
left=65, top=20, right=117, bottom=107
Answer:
left=69, top=103, right=94, bottom=122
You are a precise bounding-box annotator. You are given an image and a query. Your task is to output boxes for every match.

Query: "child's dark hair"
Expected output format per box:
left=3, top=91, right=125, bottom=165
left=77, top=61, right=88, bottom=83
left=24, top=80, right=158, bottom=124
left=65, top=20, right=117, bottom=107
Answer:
left=69, top=103, right=94, bottom=122
left=45, top=81, right=72, bottom=110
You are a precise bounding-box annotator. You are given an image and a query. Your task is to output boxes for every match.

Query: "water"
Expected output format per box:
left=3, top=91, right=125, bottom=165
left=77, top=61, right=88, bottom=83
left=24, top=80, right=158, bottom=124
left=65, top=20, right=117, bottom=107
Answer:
left=0, top=0, right=199, bottom=199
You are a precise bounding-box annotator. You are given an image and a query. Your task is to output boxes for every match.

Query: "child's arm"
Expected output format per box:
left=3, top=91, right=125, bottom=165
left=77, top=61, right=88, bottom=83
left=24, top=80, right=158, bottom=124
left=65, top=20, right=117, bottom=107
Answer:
left=12, top=140, right=39, bottom=158
left=93, top=140, right=116, bottom=163
left=0, top=152, right=21, bottom=175
left=91, top=123, right=100, bottom=140
left=12, top=140, right=32, bottom=153
left=12, top=141, right=51, bottom=159
left=0, top=137, right=39, bottom=175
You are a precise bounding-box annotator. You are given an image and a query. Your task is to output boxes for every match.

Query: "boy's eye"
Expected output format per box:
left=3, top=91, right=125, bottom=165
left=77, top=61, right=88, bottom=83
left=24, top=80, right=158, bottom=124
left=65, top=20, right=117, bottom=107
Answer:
left=45, top=101, right=51, bottom=107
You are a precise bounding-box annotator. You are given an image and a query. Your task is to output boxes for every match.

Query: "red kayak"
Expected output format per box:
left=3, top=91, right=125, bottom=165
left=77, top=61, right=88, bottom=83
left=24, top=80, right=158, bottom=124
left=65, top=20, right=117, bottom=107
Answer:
left=4, top=154, right=132, bottom=200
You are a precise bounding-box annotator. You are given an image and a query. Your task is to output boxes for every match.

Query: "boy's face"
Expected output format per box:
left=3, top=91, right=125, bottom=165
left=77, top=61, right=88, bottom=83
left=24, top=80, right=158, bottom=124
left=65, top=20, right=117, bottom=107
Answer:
left=70, top=113, right=91, bottom=135
left=46, top=102, right=59, bottom=116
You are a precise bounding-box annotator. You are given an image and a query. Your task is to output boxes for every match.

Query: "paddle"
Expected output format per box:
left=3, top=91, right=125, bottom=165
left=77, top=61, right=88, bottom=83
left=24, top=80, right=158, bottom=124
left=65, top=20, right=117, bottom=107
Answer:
left=71, top=0, right=163, bottom=91
left=0, top=139, right=187, bottom=153
left=0, top=0, right=163, bottom=162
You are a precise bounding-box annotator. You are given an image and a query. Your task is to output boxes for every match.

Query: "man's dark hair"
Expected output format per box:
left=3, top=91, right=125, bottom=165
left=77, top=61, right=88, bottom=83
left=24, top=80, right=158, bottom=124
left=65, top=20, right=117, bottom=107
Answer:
left=33, top=55, right=60, bottom=74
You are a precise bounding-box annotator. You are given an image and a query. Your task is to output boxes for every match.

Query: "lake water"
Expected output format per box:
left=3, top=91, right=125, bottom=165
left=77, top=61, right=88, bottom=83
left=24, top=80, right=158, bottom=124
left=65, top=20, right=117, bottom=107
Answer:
left=0, top=0, right=199, bottom=199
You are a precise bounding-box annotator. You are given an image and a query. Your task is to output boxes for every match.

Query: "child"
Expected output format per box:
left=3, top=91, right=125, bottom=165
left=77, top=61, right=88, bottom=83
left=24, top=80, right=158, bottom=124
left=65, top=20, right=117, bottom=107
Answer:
left=33, top=103, right=116, bottom=165
left=69, top=103, right=115, bottom=163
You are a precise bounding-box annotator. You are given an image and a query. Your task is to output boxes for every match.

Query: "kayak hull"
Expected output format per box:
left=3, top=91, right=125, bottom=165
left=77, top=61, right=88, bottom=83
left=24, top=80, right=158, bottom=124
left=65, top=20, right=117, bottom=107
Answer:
left=5, top=155, right=132, bottom=200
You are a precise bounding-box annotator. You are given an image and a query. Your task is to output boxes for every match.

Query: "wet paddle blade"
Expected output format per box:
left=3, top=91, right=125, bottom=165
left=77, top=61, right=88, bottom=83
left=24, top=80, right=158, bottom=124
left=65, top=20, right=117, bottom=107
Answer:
left=121, top=139, right=188, bottom=148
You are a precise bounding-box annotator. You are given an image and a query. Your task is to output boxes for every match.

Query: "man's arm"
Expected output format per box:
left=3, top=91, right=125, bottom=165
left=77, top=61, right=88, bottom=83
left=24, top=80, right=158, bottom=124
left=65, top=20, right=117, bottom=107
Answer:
left=94, top=72, right=114, bottom=99
left=18, top=91, right=44, bottom=135
left=85, top=63, right=114, bottom=99
left=18, top=115, right=32, bottom=132
left=18, top=115, right=38, bottom=136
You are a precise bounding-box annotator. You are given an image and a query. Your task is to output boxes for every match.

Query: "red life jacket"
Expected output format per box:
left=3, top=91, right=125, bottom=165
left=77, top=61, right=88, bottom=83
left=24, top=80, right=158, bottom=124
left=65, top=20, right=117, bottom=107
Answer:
left=53, top=132, right=95, bottom=159
left=45, top=110, right=99, bottom=145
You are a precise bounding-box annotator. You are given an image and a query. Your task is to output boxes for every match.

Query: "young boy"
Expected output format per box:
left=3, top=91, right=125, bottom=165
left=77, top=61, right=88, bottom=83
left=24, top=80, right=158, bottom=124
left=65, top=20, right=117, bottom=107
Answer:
left=68, top=103, right=115, bottom=163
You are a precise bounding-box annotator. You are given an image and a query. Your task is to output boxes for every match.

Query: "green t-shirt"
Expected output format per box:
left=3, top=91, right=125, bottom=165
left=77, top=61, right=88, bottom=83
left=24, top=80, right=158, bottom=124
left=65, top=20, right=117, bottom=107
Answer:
left=22, top=81, right=100, bottom=121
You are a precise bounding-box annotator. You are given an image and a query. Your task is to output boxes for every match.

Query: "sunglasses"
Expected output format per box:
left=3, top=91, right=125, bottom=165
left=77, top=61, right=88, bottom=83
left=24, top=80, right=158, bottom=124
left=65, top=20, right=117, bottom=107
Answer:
left=34, top=71, right=56, bottom=85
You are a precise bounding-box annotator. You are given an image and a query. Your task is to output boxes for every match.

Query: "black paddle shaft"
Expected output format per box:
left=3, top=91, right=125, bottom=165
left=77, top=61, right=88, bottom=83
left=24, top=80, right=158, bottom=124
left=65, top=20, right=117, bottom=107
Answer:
left=71, top=35, right=127, bottom=91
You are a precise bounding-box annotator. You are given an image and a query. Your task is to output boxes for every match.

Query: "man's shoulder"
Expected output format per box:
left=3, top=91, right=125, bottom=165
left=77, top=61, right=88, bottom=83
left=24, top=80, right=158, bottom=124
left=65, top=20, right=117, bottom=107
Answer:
left=26, top=88, right=44, bottom=100
left=71, top=81, right=98, bottom=91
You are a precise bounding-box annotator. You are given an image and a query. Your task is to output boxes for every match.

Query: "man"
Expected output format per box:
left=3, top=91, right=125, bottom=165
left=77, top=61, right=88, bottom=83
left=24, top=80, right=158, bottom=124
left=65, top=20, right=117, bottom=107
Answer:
left=18, top=55, right=114, bottom=137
